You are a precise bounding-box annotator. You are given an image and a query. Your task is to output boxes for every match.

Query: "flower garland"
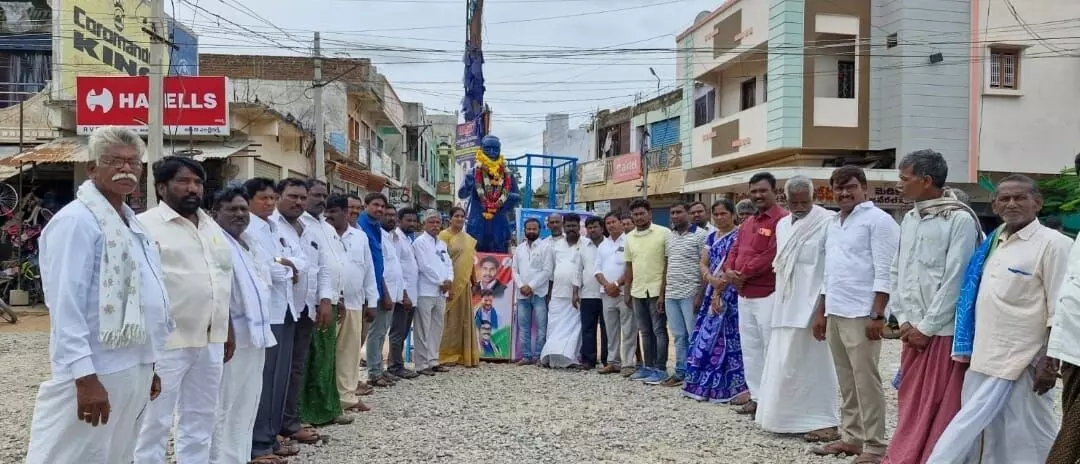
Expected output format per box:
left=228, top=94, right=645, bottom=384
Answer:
left=474, top=149, right=511, bottom=220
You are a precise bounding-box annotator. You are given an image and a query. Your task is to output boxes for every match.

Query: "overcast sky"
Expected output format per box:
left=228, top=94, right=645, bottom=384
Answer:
left=172, top=0, right=721, bottom=157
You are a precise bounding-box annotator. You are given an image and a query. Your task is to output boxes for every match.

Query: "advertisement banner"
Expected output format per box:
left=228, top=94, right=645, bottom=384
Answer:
left=76, top=76, right=231, bottom=135
left=472, top=253, right=514, bottom=360
left=580, top=160, right=606, bottom=185
left=514, top=207, right=596, bottom=243
left=455, top=121, right=479, bottom=151
left=454, top=152, right=476, bottom=208
left=611, top=153, right=642, bottom=184
left=52, top=0, right=199, bottom=100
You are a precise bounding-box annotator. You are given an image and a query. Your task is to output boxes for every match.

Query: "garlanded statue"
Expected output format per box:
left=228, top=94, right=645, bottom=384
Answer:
left=458, top=135, right=520, bottom=253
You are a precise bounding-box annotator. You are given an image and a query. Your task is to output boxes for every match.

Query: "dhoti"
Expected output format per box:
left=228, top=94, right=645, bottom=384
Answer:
left=737, top=294, right=774, bottom=400
left=25, top=363, right=154, bottom=464
left=927, top=367, right=1057, bottom=463
left=755, top=326, right=839, bottom=433
left=210, top=347, right=265, bottom=464
left=540, top=297, right=583, bottom=368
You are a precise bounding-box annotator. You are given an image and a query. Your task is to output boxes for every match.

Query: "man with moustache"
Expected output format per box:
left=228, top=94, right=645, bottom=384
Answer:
left=347, top=194, right=364, bottom=225
left=735, top=199, right=756, bottom=224
left=388, top=207, right=422, bottom=380
left=296, top=179, right=345, bottom=427
left=357, top=193, right=398, bottom=387
left=690, top=201, right=716, bottom=234
left=136, top=157, right=234, bottom=463
left=209, top=187, right=277, bottom=464
left=596, top=212, right=635, bottom=376
left=413, top=210, right=455, bottom=375
left=269, top=178, right=324, bottom=445
left=546, top=213, right=565, bottom=243
left=659, top=202, right=709, bottom=387
left=377, top=205, right=406, bottom=383
left=620, top=213, right=634, bottom=235
left=755, top=175, right=839, bottom=441
left=512, top=218, right=553, bottom=365
left=324, top=195, right=378, bottom=414
left=242, top=177, right=305, bottom=461
left=812, top=166, right=900, bottom=462
left=25, top=127, right=171, bottom=464
left=723, top=172, right=788, bottom=415
left=579, top=215, right=608, bottom=370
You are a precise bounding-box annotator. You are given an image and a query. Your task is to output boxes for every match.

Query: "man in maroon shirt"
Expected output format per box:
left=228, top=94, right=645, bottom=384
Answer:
left=723, top=172, right=789, bottom=416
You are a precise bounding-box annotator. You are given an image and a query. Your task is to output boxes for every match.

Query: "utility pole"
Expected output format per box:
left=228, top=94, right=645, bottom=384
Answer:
left=313, top=32, right=326, bottom=181
left=640, top=67, right=661, bottom=200
left=145, top=0, right=167, bottom=208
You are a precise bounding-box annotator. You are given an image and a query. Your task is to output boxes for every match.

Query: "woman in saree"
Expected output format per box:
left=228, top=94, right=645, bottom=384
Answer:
left=438, top=207, right=481, bottom=367
left=682, top=198, right=750, bottom=404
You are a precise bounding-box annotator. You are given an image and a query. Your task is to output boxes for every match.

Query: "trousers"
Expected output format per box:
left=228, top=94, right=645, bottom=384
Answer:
left=251, top=315, right=295, bottom=458
left=413, top=296, right=447, bottom=371
left=602, top=293, right=636, bottom=367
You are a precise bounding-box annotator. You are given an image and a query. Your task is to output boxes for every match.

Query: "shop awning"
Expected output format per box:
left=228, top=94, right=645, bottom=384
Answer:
left=0, top=137, right=90, bottom=166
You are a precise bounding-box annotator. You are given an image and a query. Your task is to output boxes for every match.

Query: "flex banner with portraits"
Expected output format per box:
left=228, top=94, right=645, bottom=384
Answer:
left=473, top=252, right=514, bottom=360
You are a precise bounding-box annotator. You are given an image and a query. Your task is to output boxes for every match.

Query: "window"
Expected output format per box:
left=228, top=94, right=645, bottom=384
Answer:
left=989, top=48, right=1019, bottom=89
left=886, top=33, right=898, bottom=49
left=740, top=78, right=756, bottom=111
left=693, top=89, right=716, bottom=127
left=838, top=61, right=855, bottom=99
left=762, top=74, right=768, bottom=103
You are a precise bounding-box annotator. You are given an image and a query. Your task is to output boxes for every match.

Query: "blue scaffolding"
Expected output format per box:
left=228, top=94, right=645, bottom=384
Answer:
left=506, top=154, right=578, bottom=210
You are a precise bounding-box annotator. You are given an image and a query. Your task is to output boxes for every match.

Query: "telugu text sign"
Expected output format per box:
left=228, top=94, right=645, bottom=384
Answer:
left=76, top=76, right=230, bottom=135
left=53, top=0, right=199, bottom=101
left=610, top=153, right=642, bottom=184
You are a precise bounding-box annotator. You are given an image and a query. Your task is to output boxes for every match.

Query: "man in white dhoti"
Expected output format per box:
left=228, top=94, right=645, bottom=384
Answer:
left=210, top=187, right=277, bottom=464
left=25, top=126, right=172, bottom=464
left=541, top=213, right=584, bottom=368
left=413, top=210, right=454, bottom=375
left=755, top=176, right=840, bottom=440
left=136, top=156, right=234, bottom=464
left=927, top=175, right=1070, bottom=464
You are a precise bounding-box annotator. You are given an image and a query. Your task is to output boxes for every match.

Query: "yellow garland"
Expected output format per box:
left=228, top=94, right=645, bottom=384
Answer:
left=474, top=149, right=507, bottom=220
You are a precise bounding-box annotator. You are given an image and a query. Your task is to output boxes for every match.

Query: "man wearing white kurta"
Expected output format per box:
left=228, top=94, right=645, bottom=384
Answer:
left=388, top=208, right=422, bottom=379
left=25, top=128, right=172, bottom=464
left=928, top=175, right=1070, bottom=464
left=210, top=188, right=277, bottom=464
left=136, top=156, right=233, bottom=464
left=413, top=210, right=454, bottom=375
left=541, top=213, right=584, bottom=368
left=755, top=176, right=839, bottom=438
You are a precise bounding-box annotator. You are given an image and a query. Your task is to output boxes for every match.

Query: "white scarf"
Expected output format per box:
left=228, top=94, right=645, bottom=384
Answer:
left=224, top=231, right=275, bottom=348
left=772, top=205, right=834, bottom=303
left=76, top=180, right=145, bottom=348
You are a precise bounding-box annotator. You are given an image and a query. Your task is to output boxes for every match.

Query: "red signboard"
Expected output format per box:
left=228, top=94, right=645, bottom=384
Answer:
left=611, top=152, right=642, bottom=183
left=76, top=76, right=231, bottom=135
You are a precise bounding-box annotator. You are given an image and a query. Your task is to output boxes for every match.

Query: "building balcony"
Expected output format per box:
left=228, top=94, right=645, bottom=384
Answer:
left=407, top=164, right=436, bottom=196
left=691, top=103, right=767, bottom=168
left=348, top=69, right=405, bottom=135
left=677, top=0, right=768, bottom=82
left=436, top=180, right=454, bottom=195
left=576, top=143, right=685, bottom=203
left=348, top=140, right=371, bottom=169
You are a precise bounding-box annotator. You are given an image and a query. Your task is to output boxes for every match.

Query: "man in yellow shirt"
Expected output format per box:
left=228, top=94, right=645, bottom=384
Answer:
left=622, top=198, right=670, bottom=383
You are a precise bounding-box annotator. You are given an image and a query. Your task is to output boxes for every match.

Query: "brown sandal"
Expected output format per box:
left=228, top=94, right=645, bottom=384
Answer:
left=291, top=426, right=321, bottom=444
left=852, top=453, right=883, bottom=464
left=249, top=454, right=287, bottom=464
left=811, top=441, right=861, bottom=457
left=804, top=427, right=841, bottom=443
left=729, top=392, right=751, bottom=406
left=343, top=402, right=370, bottom=412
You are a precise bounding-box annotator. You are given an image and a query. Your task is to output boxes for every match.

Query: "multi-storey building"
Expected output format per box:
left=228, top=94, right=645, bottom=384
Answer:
left=429, top=113, right=458, bottom=210
left=399, top=102, right=437, bottom=209
left=675, top=0, right=1080, bottom=216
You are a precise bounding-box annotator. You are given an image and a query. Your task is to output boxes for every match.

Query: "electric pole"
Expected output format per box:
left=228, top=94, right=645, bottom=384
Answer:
left=145, top=0, right=167, bottom=207
left=314, top=32, right=326, bottom=181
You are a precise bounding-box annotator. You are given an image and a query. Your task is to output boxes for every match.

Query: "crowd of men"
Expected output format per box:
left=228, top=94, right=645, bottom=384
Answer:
left=23, top=126, right=454, bottom=464
left=14, top=124, right=1080, bottom=464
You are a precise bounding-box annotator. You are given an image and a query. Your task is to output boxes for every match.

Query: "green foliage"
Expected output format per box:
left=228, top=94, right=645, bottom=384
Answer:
left=1038, top=168, right=1080, bottom=215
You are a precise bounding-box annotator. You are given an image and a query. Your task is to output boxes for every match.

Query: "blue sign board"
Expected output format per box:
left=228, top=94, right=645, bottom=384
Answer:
left=515, top=208, right=595, bottom=243
left=168, top=19, right=198, bottom=76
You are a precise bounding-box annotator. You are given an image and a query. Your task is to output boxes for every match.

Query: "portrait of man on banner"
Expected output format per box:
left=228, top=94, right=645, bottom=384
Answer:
left=471, top=252, right=514, bottom=359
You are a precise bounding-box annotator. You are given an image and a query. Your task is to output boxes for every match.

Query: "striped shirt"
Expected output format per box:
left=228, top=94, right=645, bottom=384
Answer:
left=664, top=224, right=708, bottom=299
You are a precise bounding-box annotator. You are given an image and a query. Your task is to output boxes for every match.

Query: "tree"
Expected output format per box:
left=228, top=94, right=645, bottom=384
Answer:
left=1037, top=168, right=1080, bottom=216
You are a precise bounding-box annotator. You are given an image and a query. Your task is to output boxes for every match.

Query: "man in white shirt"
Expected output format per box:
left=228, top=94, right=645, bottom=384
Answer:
left=388, top=207, right=422, bottom=380
left=928, top=175, right=1069, bottom=463
left=25, top=127, right=171, bottom=464
left=689, top=201, right=716, bottom=234
left=136, top=156, right=234, bottom=464
left=242, top=177, right=305, bottom=460
left=540, top=213, right=583, bottom=368
left=811, top=166, right=900, bottom=462
left=883, top=151, right=980, bottom=463
left=512, top=217, right=553, bottom=365
left=209, top=187, right=277, bottom=464
left=595, top=212, right=635, bottom=376
left=1049, top=229, right=1080, bottom=464
left=413, top=209, right=454, bottom=375
left=324, top=195, right=378, bottom=414
left=755, top=176, right=839, bottom=440
left=347, top=194, right=364, bottom=225
left=578, top=216, right=607, bottom=370
left=375, top=205, right=406, bottom=386
left=296, top=179, right=345, bottom=427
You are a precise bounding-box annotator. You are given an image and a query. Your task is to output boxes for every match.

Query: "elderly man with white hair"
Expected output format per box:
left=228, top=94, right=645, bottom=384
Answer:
left=25, top=126, right=173, bottom=464
left=412, top=209, right=454, bottom=375
left=755, top=175, right=840, bottom=441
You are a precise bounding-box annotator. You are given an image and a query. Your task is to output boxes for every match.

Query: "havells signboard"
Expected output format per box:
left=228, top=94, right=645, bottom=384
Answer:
left=75, top=76, right=230, bottom=135
left=52, top=0, right=199, bottom=101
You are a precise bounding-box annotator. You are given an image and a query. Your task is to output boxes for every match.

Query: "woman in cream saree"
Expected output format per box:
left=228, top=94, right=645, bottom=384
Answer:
left=438, top=207, right=480, bottom=367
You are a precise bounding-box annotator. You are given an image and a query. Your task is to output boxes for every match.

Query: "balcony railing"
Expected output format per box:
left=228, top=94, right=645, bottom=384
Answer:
left=349, top=140, right=370, bottom=168
left=580, top=143, right=684, bottom=185
left=436, top=181, right=454, bottom=195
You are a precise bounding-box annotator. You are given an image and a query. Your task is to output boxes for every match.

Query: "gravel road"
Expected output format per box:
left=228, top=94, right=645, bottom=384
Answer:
left=0, top=322, right=1060, bottom=463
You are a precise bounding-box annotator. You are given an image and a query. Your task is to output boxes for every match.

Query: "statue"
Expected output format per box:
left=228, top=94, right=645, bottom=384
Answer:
left=458, top=135, right=520, bottom=253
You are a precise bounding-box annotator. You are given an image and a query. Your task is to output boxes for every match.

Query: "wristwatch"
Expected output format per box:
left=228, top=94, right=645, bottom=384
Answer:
left=869, top=313, right=885, bottom=321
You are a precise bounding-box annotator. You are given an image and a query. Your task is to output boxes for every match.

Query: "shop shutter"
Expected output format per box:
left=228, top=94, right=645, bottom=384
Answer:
left=254, top=160, right=281, bottom=180
left=652, top=207, right=671, bottom=228
left=288, top=170, right=305, bottom=180
left=650, top=117, right=680, bottom=150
